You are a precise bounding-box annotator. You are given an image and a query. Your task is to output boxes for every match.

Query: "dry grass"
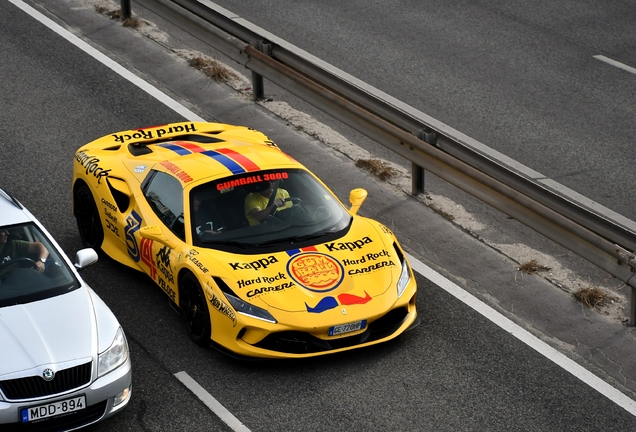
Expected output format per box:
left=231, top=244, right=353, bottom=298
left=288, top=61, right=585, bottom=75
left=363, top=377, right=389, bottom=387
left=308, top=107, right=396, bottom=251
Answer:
left=355, top=159, right=397, bottom=181
left=123, top=18, right=143, bottom=29
left=94, top=7, right=143, bottom=28
left=573, top=287, right=612, bottom=308
left=188, top=56, right=238, bottom=83
left=517, top=259, right=551, bottom=274
left=95, top=6, right=121, bottom=19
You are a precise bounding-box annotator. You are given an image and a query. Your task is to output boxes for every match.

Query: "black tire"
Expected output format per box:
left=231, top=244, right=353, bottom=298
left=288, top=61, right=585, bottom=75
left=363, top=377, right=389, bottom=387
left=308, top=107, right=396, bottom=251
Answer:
left=179, top=272, right=211, bottom=345
left=74, top=184, right=104, bottom=250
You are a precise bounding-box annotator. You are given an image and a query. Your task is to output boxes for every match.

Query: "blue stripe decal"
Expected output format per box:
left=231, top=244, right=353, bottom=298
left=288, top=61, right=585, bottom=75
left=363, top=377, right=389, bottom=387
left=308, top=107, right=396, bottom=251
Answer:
left=158, top=143, right=246, bottom=175
left=286, top=249, right=301, bottom=256
left=202, top=150, right=245, bottom=175
left=159, top=143, right=191, bottom=156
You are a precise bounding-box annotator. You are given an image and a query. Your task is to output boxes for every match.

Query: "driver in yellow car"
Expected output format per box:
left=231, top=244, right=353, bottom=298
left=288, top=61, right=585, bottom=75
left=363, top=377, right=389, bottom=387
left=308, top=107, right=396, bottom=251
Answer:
left=244, top=181, right=293, bottom=225
left=0, top=229, right=49, bottom=273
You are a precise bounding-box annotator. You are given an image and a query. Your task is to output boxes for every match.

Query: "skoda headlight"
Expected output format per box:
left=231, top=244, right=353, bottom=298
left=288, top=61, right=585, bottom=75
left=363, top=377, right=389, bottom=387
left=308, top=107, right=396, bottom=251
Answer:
left=397, top=258, right=411, bottom=298
left=98, top=327, right=129, bottom=377
left=224, top=292, right=277, bottom=323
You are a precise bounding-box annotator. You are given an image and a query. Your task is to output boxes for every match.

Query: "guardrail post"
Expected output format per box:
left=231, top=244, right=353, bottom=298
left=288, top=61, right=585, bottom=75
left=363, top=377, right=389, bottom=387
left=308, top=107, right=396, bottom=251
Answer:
left=121, top=0, right=132, bottom=20
left=631, top=286, right=636, bottom=325
left=251, top=41, right=272, bottom=101
left=411, top=129, right=438, bottom=195
left=411, top=163, right=425, bottom=195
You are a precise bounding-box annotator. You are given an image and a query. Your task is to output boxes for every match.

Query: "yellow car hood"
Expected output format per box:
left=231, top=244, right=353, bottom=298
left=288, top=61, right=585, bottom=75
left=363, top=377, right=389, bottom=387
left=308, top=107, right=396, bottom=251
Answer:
left=217, top=220, right=400, bottom=313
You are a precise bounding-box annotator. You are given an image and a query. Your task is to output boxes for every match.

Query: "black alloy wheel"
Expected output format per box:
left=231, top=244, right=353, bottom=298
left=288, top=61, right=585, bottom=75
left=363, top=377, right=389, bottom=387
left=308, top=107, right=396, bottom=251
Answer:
left=179, top=272, right=212, bottom=345
left=74, top=184, right=104, bottom=249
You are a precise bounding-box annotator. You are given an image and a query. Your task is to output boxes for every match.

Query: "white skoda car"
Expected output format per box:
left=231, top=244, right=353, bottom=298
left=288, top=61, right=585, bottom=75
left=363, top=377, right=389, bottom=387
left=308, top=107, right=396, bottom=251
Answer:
left=0, top=188, right=132, bottom=430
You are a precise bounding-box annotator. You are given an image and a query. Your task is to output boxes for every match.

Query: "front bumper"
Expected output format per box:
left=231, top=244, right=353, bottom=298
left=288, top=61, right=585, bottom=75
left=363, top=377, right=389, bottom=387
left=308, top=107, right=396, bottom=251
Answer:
left=0, top=357, right=132, bottom=431
left=212, top=282, right=418, bottom=359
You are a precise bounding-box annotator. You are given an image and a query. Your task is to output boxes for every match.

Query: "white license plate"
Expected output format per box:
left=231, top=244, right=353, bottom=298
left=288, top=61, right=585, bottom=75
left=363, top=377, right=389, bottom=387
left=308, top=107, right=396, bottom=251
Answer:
left=329, top=319, right=367, bottom=336
left=21, top=395, right=86, bottom=423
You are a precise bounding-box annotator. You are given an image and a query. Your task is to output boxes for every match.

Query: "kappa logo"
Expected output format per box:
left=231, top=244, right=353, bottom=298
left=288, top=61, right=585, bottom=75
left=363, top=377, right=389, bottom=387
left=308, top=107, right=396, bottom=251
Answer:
left=324, top=236, right=373, bottom=252
left=229, top=256, right=278, bottom=271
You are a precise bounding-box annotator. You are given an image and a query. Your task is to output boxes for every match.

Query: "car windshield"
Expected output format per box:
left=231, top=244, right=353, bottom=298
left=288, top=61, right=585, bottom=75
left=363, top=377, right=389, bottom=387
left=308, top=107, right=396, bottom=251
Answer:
left=0, top=222, right=79, bottom=307
left=190, top=168, right=351, bottom=253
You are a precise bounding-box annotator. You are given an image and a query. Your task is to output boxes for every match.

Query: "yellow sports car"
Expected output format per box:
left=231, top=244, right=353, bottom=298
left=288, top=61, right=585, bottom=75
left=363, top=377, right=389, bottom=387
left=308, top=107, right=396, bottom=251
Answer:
left=72, top=121, right=418, bottom=358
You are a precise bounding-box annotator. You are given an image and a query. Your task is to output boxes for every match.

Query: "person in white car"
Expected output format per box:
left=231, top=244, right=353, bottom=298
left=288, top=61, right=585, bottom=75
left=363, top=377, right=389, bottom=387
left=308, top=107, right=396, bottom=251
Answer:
left=0, top=228, right=49, bottom=273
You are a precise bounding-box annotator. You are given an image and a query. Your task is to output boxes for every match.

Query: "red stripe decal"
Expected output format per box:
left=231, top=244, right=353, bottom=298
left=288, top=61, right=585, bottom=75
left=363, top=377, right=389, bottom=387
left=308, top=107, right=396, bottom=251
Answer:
left=174, top=142, right=206, bottom=153
left=215, top=148, right=260, bottom=171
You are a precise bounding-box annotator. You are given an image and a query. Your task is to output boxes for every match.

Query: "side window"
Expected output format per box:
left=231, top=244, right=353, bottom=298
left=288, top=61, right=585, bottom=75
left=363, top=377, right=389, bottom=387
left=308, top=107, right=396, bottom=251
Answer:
left=143, top=171, right=185, bottom=240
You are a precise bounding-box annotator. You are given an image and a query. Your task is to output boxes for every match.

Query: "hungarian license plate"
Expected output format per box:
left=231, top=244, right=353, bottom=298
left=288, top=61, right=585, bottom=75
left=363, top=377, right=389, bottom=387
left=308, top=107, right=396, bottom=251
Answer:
left=21, top=395, right=86, bottom=423
left=329, top=319, right=367, bottom=336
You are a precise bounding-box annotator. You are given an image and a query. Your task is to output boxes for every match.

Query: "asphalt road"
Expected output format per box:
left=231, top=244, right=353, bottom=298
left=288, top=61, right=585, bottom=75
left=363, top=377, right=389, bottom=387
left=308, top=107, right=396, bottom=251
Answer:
left=188, top=0, right=636, bottom=223
left=2, top=1, right=636, bottom=431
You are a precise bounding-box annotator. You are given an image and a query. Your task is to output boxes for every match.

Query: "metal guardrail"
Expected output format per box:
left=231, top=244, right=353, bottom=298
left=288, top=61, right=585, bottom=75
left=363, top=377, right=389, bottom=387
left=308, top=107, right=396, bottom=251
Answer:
left=126, top=0, right=636, bottom=323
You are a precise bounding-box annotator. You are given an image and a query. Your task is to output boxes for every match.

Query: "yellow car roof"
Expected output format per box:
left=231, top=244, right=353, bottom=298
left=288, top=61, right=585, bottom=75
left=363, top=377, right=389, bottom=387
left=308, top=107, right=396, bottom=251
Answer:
left=85, top=121, right=303, bottom=182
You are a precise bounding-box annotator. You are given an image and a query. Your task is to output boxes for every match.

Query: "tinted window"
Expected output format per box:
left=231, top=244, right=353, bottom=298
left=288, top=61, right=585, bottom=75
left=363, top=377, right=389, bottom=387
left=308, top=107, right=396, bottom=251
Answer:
left=190, top=168, right=351, bottom=253
left=144, top=171, right=185, bottom=240
left=0, top=223, right=78, bottom=307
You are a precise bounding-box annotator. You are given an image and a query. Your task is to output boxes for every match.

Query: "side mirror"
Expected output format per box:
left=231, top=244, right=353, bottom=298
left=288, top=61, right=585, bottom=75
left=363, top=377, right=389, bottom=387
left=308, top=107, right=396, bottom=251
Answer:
left=75, top=248, right=98, bottom=270
left=140, top=225, right=176, bottom=249
left=349, top=188, right=368, bottom=216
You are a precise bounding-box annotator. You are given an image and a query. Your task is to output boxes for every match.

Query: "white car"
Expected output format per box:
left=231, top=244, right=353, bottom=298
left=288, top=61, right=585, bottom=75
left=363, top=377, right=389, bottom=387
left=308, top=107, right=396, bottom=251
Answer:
left=0, top=188, right=132, bottom=430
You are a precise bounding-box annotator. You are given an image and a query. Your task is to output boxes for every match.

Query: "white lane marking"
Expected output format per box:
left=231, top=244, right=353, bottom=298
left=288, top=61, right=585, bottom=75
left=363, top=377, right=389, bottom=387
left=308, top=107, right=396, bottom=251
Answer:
left=12, top=0, right=636, bottom=419
left=7, top=0, right=206, bottom=123
left=407, top=253, right=636, bottom=417
left=175, top=371, right=251, bottom=432
left=594, top=55, right=636, bottom=76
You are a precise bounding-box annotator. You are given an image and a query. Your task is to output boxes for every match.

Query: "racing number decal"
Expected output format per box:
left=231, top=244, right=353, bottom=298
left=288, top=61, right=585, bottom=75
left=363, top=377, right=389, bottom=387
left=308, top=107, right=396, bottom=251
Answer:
left=125, top=210, right=142, bottom=262
left=140, top=238, right=157, bottom=279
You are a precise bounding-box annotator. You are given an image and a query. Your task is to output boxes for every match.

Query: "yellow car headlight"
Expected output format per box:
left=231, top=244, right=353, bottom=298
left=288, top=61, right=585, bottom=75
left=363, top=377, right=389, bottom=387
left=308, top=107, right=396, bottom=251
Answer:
left=397, top=258, right=411, bottom=298
left=224, top=292, right=277, bottom=324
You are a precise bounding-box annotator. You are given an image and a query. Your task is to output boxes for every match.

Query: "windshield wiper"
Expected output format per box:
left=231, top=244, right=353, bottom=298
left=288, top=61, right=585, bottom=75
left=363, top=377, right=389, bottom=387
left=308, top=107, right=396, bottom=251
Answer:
left=252, top=231, right=335, bottom=247
left=288, top=231, right=335, bottom=242
left=202, top=240, right=252, bottom=248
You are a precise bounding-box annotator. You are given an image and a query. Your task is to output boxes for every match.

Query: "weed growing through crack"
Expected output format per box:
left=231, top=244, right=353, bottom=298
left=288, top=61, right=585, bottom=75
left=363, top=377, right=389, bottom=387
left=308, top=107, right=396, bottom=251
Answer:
left=188, top=56, right=238, bottom=83
left=94, top=7, right=143, bottom=28
left=355, top=159, right=397, bottom=181
left=123, top=18, right=143, bottom=29
left=517, top=259, right=551, bottom=274
left=573, top=287, right=612, bottom=308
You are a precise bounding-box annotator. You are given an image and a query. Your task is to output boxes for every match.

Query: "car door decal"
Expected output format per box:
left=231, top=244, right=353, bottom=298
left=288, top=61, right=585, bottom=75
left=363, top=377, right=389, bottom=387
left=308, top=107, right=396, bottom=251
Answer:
left=125, top=210, right=142, bottom=262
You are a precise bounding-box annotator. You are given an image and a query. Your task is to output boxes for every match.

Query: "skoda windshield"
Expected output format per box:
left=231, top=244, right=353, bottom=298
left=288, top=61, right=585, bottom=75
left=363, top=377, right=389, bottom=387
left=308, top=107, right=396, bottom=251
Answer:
left=190, top=169, right=351, bottom=253
left=0, top=222, right=78, bottom=307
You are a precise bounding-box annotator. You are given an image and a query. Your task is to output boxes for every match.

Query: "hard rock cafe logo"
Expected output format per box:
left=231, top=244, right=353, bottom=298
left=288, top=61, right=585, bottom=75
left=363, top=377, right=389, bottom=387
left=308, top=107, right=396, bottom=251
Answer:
left=286, top=252, right=344, bottom=293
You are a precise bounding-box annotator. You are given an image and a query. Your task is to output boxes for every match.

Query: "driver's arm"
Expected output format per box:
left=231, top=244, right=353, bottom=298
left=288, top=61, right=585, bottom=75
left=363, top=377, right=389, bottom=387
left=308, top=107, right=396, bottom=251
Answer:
left=246, top=201, right=280, bottom=224
left=28, top=242, right=49, bottom=272
left=245, top=194, right=285, bottom=225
